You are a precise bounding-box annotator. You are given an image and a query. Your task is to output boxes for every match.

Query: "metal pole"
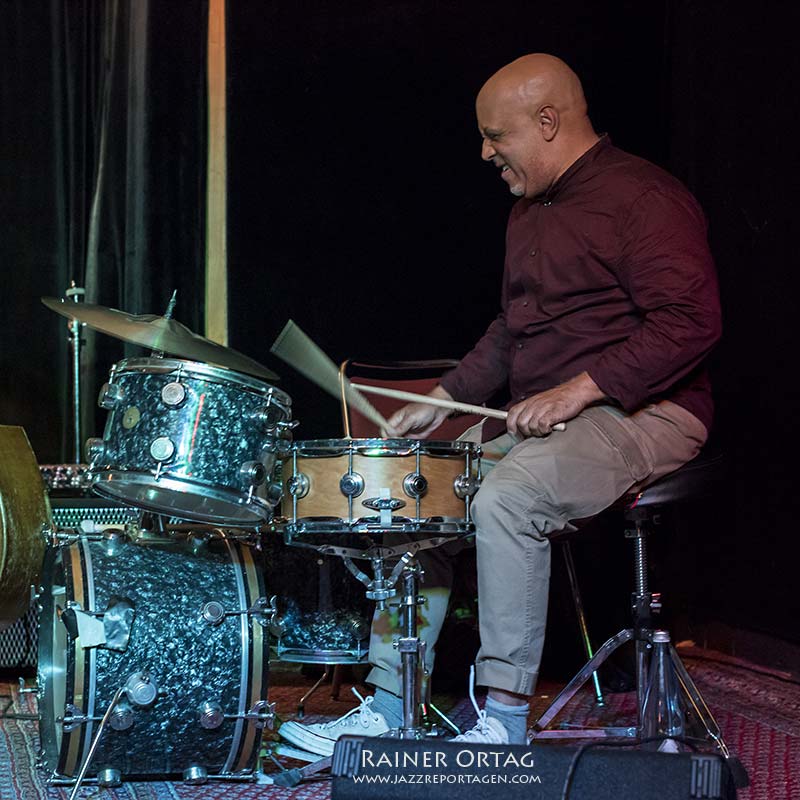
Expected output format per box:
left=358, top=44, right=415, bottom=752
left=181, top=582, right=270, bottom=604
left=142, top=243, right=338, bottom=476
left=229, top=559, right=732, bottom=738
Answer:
left=65, top=283, right=85, bottom=463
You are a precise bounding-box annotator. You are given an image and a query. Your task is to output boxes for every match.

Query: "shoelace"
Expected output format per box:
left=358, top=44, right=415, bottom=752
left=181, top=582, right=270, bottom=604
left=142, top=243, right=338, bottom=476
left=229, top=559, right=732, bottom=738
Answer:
left=322, top=687, right=379, bottom=729
left=458, top=665, right=493, bottom=739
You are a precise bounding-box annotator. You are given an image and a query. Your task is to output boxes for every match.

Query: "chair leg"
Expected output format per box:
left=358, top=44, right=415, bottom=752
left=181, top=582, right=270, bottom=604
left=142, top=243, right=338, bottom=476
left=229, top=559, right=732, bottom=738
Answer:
left=561, top=541, right=605, bottom=706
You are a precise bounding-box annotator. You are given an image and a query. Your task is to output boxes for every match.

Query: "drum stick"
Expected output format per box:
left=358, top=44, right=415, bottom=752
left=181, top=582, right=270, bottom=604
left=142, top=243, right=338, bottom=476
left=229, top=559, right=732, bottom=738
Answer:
left=350, top=382, right=567, bottom=432
left=270, top=320, right=390, bottom=430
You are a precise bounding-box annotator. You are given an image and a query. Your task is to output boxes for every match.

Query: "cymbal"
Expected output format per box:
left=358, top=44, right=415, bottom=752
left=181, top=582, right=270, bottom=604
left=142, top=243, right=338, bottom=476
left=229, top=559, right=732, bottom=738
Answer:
left=42, top=297, right=279, bottom=382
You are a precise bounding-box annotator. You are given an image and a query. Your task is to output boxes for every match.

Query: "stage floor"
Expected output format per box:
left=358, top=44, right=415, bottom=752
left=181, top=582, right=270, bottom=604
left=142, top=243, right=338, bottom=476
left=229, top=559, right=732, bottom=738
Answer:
left=1, top=643, right=797, bottom=799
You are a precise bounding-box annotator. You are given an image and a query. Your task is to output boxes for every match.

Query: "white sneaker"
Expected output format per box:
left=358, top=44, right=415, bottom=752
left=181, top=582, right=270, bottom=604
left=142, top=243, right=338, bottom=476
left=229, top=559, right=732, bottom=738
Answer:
left=279, top=688, right=390, bottom=756
left=452, top=715, right=509, bottom=744
left=451, top=665, right=509, bottom=745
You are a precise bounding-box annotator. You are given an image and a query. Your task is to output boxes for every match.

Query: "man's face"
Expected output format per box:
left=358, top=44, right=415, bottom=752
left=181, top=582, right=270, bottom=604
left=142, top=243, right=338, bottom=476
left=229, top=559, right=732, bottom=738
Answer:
left=476, top=91, right=551, bottom=199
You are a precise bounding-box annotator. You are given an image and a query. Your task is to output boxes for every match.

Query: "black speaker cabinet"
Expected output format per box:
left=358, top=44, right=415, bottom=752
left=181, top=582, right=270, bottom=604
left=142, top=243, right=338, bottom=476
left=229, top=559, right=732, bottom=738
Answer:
left=331, top=736, right=736, bottom=800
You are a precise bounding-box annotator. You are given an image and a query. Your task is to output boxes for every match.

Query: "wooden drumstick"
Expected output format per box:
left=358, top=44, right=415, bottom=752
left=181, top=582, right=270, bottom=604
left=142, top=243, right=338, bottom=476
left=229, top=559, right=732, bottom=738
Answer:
left=270, top=320, right=390, bottom=430
left=350, top=383, right=567, bottom=432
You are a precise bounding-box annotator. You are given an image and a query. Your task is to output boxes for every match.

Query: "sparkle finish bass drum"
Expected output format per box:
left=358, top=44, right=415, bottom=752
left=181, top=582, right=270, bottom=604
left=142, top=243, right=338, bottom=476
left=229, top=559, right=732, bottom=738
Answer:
left=37, top=536, right=270, bottom=783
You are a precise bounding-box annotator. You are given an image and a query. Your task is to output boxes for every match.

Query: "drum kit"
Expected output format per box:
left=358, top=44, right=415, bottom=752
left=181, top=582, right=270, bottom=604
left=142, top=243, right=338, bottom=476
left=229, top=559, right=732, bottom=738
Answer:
left=0, top=295, right=483, bottom=792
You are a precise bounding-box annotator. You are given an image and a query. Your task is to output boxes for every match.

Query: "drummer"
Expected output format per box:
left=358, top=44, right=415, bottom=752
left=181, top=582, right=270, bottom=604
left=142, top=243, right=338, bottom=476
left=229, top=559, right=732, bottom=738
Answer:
left=279, top=52, right=720, bottom=752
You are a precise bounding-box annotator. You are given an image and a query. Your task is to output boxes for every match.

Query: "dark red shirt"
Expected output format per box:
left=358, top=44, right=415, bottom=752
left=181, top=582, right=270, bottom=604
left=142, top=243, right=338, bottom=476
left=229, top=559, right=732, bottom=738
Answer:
left=440, top=136, right=721, bottom=435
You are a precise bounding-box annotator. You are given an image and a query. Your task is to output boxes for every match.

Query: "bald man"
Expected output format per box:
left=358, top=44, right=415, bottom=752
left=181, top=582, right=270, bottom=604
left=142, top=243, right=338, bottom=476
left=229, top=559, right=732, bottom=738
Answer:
left=280, top=54, right=720, bottom=752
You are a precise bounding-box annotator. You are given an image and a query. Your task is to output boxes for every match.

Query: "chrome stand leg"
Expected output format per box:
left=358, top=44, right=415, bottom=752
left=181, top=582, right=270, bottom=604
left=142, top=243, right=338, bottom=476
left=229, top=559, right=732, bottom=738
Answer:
left=397, top=558, right=425, bottom=738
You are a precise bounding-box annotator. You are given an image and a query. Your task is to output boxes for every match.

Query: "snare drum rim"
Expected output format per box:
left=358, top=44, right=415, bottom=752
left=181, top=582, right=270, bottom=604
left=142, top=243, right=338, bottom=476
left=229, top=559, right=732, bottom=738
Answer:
left=110, top=357, right=292, bottom=411
left=289, top=438, right=479, bottom=457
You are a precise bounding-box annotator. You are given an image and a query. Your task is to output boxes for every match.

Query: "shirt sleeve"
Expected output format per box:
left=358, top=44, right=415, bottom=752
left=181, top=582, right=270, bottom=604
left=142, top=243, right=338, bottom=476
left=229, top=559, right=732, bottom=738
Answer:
left=587, top=186, right=722, bottom=411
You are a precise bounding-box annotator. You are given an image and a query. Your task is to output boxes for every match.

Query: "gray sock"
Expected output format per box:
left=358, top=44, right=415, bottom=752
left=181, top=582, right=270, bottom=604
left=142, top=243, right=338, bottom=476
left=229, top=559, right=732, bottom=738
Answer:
left=369, top=687, right=404, bottom=729
left=484, top=696, right=529, bottom=744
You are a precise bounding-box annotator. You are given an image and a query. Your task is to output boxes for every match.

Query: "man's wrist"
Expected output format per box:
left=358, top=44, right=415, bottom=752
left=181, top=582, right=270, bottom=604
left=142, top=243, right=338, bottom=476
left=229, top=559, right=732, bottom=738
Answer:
left=569, top=372, right=606, bottom=405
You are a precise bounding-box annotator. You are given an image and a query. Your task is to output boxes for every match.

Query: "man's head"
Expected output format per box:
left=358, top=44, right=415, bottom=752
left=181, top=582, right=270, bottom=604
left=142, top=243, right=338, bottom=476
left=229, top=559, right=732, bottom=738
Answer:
left=476, top=54, right=597, bottom=199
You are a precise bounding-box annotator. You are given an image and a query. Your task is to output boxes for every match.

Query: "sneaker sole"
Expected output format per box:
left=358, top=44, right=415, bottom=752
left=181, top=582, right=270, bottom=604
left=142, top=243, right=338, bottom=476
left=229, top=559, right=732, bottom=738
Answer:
left=279, top=722, right=336, bottom=757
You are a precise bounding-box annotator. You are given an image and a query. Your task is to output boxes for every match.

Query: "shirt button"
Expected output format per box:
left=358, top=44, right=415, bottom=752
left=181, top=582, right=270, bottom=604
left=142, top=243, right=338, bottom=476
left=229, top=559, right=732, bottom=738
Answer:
left=529, top=249, right=537, bottom=256
left=522, top=300, right=529, bottom=307
left=543, top=200, right=552, bottom=207
left=516, top=343, right=524, bottom=350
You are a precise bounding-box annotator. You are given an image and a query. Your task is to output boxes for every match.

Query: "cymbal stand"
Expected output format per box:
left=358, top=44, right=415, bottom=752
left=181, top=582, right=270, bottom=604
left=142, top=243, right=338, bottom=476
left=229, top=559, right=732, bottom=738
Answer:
left=64, top=283, right=85, bottom=464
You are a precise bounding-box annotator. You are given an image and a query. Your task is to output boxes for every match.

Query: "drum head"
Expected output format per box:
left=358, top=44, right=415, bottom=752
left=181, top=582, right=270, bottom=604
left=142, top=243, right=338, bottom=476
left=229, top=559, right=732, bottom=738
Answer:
left=92, top=472, right=272, bottom=525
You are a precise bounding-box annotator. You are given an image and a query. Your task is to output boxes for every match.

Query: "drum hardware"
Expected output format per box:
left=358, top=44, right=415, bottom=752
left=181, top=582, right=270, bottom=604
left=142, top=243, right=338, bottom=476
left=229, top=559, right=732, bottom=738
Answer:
left=200, top=596, right=277, bottom=627
left=196, top=698, right=275, bottom=730
left=97, top=768, right=122, bottom=787
left=65, top=282, right=86, bottom=464
left=0, top=678, right=38, bottom=721
left=66, top=672, right=160, bottom=800
left=362, top=492, right=407, bottom=527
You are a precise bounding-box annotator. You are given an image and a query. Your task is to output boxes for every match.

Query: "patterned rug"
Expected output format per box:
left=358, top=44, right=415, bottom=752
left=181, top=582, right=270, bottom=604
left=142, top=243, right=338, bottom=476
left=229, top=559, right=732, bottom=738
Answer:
left=1, top=649, right=797, bottom=799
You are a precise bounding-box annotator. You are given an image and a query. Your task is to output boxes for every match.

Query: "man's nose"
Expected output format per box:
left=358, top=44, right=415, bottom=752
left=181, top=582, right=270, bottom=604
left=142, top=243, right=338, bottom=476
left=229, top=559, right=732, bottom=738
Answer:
left=481, top=139, right=496, bottom=161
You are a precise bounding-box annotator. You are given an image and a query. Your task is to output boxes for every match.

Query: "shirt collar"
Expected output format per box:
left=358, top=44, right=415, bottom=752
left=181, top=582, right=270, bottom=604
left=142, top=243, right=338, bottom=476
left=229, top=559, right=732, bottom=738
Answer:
left=540, top=133, right=611, bottom=204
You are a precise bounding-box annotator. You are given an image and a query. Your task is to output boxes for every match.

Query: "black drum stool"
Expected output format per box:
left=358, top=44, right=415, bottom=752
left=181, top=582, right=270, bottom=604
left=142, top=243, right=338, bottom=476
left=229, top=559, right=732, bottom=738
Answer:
left=530, top=451, right=747, bottom=783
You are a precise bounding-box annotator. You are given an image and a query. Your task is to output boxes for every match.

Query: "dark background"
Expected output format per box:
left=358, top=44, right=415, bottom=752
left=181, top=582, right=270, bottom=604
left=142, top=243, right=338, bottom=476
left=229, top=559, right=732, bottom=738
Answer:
left=1, top=1, right=798, bottom=646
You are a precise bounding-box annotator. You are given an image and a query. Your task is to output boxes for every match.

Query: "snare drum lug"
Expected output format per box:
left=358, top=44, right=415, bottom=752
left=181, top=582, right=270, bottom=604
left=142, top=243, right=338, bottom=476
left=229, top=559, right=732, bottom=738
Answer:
left=339, top=471, right=365, bottom=498
left=160, top=380, right=187, bottom=407
left=453, top=474, right=481, bottom=499
left=287, top=472, right=309, bottom=498
left=403, top=472, right=429, bottom=498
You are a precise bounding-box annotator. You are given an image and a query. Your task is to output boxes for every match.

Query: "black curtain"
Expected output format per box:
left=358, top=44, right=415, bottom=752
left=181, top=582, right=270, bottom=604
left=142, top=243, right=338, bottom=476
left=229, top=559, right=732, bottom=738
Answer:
left=225, top=0, right=799, bottom=642
left=0, top=1, right=207, bottom=462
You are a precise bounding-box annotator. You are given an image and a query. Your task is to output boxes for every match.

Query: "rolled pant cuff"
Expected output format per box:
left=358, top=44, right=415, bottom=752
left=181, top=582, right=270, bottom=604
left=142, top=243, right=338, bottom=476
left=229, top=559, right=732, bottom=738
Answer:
left=476, top=659, right=538, bottom=697
left=366, top=667, right=401, bottom=697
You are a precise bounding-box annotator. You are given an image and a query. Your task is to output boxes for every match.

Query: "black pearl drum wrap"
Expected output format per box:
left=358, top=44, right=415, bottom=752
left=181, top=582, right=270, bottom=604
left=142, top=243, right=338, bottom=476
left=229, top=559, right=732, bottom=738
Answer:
left=89, top=358, right=292, bottom=525
left=37, top=537, right=268, bottom=781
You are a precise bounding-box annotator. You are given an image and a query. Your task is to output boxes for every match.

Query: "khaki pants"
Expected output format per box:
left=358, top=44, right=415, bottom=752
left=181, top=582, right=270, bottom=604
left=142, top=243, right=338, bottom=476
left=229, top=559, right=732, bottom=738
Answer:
left=367, top=401, right=707, bottom=697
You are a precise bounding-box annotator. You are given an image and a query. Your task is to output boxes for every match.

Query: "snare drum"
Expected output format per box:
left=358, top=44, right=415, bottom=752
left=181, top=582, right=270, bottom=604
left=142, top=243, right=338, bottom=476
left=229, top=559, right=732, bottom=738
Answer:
left=281, top=438, right=481, bottom=535
left=38, top=535, right=269, bottom=782
left=87, top=357, right=293, bottom=525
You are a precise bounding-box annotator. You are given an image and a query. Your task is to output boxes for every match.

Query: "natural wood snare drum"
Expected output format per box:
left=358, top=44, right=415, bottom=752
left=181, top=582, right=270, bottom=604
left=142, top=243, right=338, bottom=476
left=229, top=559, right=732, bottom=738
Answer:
left=280, top=438, right=481, bottom=535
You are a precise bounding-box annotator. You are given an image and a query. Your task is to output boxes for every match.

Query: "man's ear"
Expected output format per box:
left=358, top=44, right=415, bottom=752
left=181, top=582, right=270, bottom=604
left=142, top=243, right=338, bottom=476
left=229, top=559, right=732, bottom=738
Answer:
left=539, top=105, right=559, bottom=141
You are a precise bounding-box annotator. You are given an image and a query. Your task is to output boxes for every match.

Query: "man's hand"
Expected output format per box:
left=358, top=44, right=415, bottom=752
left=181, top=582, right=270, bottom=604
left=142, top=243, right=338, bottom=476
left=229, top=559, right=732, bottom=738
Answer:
left=506, top=372, right=605, bottom=437
left=382, top=385, right=454, bottom=439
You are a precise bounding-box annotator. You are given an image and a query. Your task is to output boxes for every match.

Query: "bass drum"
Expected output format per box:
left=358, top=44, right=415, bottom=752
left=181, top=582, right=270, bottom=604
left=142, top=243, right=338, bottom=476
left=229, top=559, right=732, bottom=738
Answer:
left=37, top=536, right=269, bottom=783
